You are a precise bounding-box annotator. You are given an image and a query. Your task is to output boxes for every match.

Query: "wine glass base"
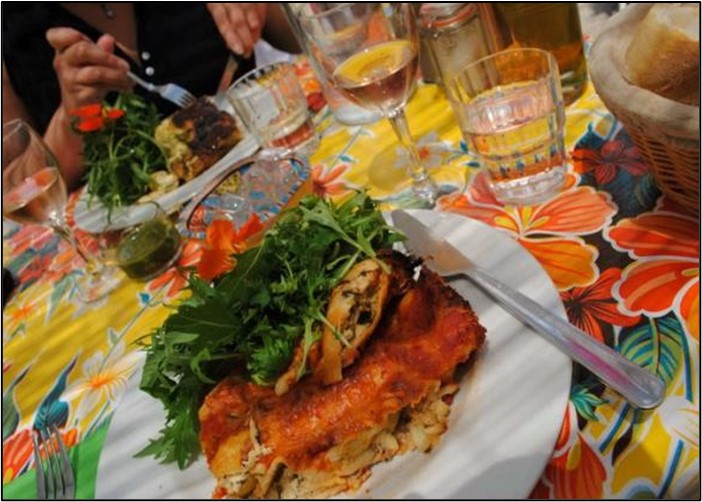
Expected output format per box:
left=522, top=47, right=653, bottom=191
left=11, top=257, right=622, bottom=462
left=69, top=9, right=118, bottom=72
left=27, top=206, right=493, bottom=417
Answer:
left=411, top=177, right=439, bottom=208
left=74, top=267, right=124, bottom=303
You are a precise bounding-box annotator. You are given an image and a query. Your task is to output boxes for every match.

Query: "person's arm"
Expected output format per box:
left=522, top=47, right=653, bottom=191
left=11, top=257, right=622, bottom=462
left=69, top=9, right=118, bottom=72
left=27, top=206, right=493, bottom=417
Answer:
left=47, top=28, right=132, bottom=190
left=3, top=62, right=85, bottom=190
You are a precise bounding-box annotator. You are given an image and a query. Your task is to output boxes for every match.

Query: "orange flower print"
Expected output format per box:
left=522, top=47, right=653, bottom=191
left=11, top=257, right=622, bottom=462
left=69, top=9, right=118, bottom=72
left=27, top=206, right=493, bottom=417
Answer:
left=197, top=215, right=263, bottom=281
left=147, top=240, right=202, bottom=299
left=311, top=164, right=351, bottom=198
left=542, top=434, right=608, bottom=499
left=573, top=140, right=648, bottom=185
left=2, top=429, right=33, bottom=483
left=439, top=172, right=616, bottom=290
left=561, top=268, right=641, bottom=342
left=607, top=212, right=699, bottom=340
left=1, top=427, right=76, bottom=483
left=532, top=401, right=580, bottom=498
left=3, top=298, right=35, bottom=337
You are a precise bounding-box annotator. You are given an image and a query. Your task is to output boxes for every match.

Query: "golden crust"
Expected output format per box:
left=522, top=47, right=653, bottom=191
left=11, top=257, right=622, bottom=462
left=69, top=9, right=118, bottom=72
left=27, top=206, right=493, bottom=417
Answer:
left=274, top=252, right=415, bottom=394
left=199, top=259, right=486, bottom=499
left=154, top=98, right=242, bottom=181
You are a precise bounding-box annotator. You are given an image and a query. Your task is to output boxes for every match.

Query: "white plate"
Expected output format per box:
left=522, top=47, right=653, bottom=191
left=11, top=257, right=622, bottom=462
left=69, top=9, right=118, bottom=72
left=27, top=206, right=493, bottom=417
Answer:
left=95, top=209, right=571, bottom=499
left=74, top=134, right=259, bottom=233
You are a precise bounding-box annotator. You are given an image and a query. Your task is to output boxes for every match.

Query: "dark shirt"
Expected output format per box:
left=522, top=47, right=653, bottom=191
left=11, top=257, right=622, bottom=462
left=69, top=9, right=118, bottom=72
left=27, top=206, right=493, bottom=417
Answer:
left=2, top=2, right=255, bottom=133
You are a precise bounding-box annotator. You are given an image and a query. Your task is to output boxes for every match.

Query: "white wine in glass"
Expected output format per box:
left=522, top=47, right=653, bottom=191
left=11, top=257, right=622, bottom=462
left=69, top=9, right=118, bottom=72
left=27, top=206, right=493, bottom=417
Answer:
left=297, top=3, right=439, bottom=207
left=2, top=119, right=122, bottom=302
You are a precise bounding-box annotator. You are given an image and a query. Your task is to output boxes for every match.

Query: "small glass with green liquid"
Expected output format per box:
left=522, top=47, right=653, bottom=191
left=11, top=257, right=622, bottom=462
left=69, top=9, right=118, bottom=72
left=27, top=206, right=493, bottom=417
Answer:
left=115, top=205, right=182, bottom=281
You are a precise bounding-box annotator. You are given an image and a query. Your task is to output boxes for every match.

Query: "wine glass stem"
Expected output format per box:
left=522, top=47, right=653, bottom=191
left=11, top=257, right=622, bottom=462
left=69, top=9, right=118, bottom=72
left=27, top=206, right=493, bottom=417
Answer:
left=49, top=219, right=104, bottom=276
left=387, top=109, right=426, bottom=184
left=387, top=109, right=437, bottom=206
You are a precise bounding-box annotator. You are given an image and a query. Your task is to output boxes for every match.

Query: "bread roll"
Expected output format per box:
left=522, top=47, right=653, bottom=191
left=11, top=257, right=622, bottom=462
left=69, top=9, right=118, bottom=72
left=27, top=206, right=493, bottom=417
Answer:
left=623, top=3, right=699, bottom=106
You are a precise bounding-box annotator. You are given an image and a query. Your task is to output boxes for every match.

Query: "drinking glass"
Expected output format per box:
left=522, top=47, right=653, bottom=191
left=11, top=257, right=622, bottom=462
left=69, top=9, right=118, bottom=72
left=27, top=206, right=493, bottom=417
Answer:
left=296, top=2, right=439, bottom=207
left=448, top=48, right=566, bottom=206
left=227, top=62, right=319, bottom=158
left=2, top=119, right=121, bottom=301
left=282, top=3, right=382, bottom=126
left=494, top=3, right=587, bottom=105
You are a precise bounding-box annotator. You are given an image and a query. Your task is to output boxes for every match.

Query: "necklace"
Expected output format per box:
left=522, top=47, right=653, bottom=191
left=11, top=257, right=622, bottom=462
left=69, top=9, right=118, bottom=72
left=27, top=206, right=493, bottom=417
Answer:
left=100, top=3, right=116, bottom=20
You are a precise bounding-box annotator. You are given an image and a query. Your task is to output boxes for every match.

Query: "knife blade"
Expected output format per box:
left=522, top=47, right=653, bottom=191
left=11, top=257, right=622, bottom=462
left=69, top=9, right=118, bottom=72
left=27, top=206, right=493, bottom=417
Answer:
left=391, top=209, right=666, bottom=410
left=217, top=53, right=242, bottom=95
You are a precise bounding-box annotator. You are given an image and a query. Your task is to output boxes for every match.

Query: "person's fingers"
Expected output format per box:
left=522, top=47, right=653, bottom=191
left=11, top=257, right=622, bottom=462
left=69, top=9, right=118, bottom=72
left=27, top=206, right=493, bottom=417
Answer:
left=95, top=33, right=115, bottom=54
left=245, top=5, right=262, bottom=37
left=95, top=34, right=131, bottom=85
left=207, top=4, right=243, bottom=54
left=46, top=27, right=90, bottom=53
left=228, top=8, right=254, bottom=57
left=72, top=65, right=133, bottom=90
left=208, top=3, right=263, bottom=56
left=59, top=40, right=130, bottom=72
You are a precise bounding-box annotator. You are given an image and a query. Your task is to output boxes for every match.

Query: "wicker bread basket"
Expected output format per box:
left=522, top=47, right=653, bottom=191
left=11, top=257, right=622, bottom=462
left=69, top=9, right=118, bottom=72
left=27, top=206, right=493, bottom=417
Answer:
left=589, top=4, right=699, bottom=215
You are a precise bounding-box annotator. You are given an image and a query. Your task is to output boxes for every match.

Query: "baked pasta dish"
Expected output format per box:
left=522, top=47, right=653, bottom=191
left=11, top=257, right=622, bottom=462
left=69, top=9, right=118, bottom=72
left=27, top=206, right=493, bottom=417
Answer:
left=154, top=98, right=242, bottom=182
left=199, top=251, right=486, bottom=499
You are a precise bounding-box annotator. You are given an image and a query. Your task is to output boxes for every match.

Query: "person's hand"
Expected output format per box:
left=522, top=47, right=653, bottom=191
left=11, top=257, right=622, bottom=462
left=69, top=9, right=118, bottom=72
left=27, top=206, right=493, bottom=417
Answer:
left=46, top=27, right=132, bottom=112
left=207, top=3, right=267, bottom=57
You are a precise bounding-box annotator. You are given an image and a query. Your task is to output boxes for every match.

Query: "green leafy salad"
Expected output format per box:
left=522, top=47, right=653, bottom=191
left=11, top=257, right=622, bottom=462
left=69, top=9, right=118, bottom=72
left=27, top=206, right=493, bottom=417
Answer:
left=138, top=192, right=404, bottom=468
left=75, top=93, right=166, bottom=217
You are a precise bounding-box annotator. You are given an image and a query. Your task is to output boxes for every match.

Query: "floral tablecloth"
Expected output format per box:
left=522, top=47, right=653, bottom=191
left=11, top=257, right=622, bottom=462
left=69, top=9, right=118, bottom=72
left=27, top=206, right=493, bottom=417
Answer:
left=3, top=67, right=699, bottom=499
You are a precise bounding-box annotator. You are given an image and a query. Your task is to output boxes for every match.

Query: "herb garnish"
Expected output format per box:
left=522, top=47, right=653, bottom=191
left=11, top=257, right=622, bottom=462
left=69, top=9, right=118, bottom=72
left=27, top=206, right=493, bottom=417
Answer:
left=71, top=93, right=166, bottom=218
left=137, top=192, right=403, bottom=468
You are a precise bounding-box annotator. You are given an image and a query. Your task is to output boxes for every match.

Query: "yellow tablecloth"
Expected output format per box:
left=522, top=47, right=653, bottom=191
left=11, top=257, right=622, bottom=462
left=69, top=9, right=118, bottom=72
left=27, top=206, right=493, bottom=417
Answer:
left=3, top=78, right=699, bottom=498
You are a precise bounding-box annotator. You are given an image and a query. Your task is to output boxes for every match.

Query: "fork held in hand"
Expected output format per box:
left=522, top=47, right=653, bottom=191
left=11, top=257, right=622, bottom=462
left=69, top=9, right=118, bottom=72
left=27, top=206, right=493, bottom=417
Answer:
left=32, top=425, right=75, bottom=500
left=127, top=71, right=197, bottom=108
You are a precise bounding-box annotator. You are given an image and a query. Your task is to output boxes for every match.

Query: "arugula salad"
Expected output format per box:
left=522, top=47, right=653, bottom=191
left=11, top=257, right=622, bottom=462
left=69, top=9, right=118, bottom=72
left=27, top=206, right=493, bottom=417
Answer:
left=138, top=192, right=404, bottom=468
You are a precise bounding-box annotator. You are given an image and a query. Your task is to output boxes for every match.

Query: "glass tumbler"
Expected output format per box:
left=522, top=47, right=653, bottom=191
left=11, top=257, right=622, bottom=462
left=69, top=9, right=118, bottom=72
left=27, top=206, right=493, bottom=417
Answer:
left=226, top=62, right=320, bottom=158
left=448, top=48, right=566, bottom=206
left=494, top=3, right=587, bottom=105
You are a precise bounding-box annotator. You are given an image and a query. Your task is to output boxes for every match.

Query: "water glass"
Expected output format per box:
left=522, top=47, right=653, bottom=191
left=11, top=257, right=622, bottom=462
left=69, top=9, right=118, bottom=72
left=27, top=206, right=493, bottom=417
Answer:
left=226, top=62, right=319, bottom=158
left=448, top=48, right=566, bottom=206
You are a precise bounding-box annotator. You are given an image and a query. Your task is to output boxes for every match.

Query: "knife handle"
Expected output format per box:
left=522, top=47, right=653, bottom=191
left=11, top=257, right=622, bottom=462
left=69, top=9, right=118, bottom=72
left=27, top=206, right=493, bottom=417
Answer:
left=458, top=267, right=666, bottom=409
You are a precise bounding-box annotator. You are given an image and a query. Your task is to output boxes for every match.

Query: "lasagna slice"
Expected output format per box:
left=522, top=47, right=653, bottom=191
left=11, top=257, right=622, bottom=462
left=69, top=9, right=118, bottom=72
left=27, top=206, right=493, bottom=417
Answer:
left=199, top=257, right=486, bottom=499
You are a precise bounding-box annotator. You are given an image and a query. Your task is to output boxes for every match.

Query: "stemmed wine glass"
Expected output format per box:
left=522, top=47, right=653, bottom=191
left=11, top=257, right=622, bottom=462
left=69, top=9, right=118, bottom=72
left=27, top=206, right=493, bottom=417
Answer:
left=2, top=119, right=121, bottom=302
left=296, top=2, right=439, bottom=207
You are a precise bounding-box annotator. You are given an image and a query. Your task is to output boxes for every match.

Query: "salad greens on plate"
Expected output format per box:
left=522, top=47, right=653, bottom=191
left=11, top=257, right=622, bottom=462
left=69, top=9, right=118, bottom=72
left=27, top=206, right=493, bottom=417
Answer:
left=137, top=192, right=404, bottom=468
left=71, top=93, right=166, bottom=218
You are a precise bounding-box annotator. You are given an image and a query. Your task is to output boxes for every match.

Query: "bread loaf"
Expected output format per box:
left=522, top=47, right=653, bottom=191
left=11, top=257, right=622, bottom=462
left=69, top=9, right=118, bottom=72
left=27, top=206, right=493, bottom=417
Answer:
left=623, top=3, right=699, bottom=106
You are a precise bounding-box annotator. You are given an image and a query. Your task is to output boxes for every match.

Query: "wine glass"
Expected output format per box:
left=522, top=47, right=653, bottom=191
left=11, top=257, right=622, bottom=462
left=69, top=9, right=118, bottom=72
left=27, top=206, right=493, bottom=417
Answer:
left=296, top=2, right=439, bottom=207
left=2, top=119, right=122, bottom=302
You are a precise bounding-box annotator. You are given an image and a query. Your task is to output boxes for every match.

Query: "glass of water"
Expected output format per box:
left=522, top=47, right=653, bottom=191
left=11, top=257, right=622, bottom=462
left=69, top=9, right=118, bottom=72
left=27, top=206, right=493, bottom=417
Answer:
left=226, top=62, right=319, bottom=159
left=448, top=48, right=566, bottom=206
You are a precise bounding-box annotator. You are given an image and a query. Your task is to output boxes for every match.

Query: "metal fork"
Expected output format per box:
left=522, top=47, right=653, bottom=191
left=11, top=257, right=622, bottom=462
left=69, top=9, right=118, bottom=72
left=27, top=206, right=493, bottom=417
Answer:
left=127, top=71, right=197, bottom=108
left=32, top=425, right=76, bottom=500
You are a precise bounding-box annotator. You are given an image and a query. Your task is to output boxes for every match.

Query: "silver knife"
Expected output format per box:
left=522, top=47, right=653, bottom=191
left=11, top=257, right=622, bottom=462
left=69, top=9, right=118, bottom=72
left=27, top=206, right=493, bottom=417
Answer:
left=212, top=53, right=243, bottom=110
left=391, top=210, right=665, bottom=410
left=217, top=53, right=242, bottom=95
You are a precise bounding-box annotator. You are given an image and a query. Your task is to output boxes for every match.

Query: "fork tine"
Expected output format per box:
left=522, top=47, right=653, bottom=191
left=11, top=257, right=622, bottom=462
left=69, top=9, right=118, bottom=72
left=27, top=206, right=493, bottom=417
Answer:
left=32, top=430, right=47, bottom=499
left=39, top=428, right=58, bottom=499
left=51, top=425, right=76, bottom=500
left=176, top=90, right=197, bottom=108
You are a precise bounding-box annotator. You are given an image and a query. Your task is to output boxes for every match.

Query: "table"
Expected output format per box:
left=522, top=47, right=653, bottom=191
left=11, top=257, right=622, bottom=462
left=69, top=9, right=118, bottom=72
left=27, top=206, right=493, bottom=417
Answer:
left=3, top=68, right=699, bottom=498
